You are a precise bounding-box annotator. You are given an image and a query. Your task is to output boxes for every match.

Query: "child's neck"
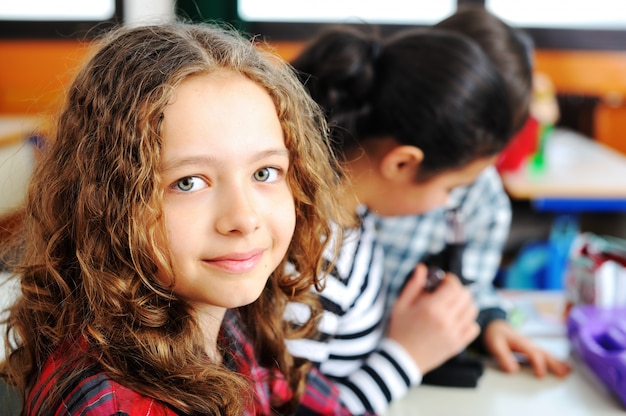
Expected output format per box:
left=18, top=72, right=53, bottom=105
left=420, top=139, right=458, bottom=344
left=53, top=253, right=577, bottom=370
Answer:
left=194, top=306, right=227, bottom=363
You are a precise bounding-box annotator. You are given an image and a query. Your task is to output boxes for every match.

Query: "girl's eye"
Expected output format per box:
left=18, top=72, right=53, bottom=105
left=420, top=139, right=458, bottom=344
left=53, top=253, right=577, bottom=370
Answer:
left=253, top=167, right=279, bottom=183
left=174, top=176, right=205, bottom=192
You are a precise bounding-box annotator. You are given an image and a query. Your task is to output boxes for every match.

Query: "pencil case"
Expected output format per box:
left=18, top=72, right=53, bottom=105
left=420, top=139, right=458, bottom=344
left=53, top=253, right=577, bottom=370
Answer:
left=567, top=304, right=626, bottom=407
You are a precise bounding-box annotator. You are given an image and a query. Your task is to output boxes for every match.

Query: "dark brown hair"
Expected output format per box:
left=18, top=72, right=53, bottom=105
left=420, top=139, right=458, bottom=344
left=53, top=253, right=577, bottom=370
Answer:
left=435, top=5, right=534, bottom=133
left=292, top=25, right=513, bottom=179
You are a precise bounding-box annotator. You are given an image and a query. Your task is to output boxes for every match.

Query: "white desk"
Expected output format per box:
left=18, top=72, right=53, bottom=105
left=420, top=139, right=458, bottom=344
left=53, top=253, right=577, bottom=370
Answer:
left=0, top=115, right=43, bottom=147
left=501, top=128, right=626, bottom=200
left=500, top=129, right=626, bottom=289
left=0, top=115, right=44, bottom=215
left=386, top=358, right=624, bottom=416
left=385, top=291, right=625, bottom=416
left=0, top=273, right=19, bottom=361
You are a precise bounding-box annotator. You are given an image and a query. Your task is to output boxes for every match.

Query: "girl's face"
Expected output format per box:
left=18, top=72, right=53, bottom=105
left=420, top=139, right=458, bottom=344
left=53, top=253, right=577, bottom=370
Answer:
left=371, top=155, right=496, bottom=217
left=159, top=71, right=295, bottom=316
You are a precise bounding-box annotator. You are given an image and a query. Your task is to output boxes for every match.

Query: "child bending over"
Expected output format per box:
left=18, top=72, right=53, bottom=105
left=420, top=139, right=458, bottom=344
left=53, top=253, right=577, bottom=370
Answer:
left=288, top=26, right=505, bottom=414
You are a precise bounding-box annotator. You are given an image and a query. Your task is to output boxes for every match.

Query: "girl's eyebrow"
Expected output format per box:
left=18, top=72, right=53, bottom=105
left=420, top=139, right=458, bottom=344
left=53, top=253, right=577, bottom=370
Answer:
left=161, top=148, right=289, bottom=173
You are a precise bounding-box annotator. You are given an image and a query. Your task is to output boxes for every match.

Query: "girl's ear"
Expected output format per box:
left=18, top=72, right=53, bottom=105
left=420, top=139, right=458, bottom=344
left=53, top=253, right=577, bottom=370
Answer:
left=380, top=145, right=424, bottom=182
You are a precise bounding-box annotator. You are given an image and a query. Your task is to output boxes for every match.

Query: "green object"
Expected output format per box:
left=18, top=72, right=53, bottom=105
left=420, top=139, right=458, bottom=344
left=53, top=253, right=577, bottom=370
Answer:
left=175, top=0, right=245, bottom=31
left=529, top=123, right=554, bottom=173
left=507, top=306, right=526, bottom=329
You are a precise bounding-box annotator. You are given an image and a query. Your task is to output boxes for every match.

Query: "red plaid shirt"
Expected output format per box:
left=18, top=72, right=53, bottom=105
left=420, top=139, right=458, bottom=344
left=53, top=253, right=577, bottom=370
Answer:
left=26, top=310, right=361, bottom=415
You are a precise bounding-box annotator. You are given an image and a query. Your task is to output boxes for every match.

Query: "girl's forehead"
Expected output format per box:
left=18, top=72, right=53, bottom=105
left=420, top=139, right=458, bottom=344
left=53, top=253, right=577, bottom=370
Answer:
left=160, top=70, right=286, bottom=166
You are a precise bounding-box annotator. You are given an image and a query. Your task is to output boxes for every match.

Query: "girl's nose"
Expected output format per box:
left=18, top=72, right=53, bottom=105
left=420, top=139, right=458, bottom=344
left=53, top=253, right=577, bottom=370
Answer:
left=214, top=186, right=260, bottom=236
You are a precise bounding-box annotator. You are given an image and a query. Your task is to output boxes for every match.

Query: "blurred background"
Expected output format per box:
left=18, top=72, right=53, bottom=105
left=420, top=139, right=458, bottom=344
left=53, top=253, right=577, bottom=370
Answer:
left=2, top=0, right=626, bottom=282
left=2, top=3, right=626, bottom=410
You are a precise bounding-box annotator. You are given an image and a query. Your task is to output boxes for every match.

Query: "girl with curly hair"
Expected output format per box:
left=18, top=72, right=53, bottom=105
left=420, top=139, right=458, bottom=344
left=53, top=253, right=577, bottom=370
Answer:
left=0, top=22, right=352, bottom=415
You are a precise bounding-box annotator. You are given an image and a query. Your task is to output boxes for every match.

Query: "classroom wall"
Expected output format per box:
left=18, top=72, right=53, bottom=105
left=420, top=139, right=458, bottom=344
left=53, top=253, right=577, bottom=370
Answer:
left=265, top=42, right=626, bottom=154
left=1, top=19, right=626, bottom=152
left=0, top=0, right=176, bottom=219
left=0, top=40, right=90, bottom=116
left=533, top=49, right=626, bottom=154
left=0, top=0, right=175, bottom=116
left=2, top=41, right=626, bottom=150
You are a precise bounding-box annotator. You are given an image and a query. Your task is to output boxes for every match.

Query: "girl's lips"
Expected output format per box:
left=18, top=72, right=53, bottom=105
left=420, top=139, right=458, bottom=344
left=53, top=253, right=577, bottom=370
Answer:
left=204, top=249, right=265, bottom=273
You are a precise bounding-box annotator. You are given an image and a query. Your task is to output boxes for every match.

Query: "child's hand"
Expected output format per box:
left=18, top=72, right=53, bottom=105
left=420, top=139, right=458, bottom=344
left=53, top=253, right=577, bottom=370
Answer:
left=483, top=319, right=571, bottom=378
left=387, top=263, right=480, bottom=374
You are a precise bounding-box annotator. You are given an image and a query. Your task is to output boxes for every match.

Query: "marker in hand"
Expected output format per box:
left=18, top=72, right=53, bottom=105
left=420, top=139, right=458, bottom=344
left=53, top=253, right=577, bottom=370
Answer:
left=445, top=208, right=472, bottom=286
left=424, top=266, right=445, bottom=292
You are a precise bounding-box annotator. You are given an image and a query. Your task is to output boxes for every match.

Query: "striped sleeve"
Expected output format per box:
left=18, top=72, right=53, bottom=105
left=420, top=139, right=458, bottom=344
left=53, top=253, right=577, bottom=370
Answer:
left=289, top=208, right=422, bottom=415
left=333, top=338, right=421, bottom=415
left=297, top=367, right=374, bottom=416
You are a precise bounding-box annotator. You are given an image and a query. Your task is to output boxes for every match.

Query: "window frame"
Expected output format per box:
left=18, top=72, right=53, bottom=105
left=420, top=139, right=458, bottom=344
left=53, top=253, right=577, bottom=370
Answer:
left=0, top=0, right=123, bottom=39
left=239, top=0, right=626, bottom=51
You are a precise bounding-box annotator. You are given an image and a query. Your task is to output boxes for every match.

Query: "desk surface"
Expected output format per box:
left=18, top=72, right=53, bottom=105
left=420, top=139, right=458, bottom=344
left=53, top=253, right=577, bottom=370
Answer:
left=501, top=128, right=626, bottom=199
left=386, top=355, right=624, bottom=416
left=385, top=291, right=625, bottom=416
left=0, top=115, right=44, bottom=147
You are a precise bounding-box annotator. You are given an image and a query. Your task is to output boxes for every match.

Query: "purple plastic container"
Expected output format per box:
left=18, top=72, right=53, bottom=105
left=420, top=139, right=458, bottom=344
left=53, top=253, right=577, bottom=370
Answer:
left=567, top=305, right=626, bottom=407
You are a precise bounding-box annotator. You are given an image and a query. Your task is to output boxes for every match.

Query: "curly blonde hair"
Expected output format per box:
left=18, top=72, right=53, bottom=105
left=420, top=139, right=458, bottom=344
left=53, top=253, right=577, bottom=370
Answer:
left=0, top=22, right=347, bottom=415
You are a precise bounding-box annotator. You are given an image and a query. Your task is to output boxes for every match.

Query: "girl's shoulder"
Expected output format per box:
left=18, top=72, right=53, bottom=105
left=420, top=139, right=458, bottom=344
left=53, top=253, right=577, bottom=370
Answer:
left=27, top=344, right=180, bottom=416
left=56, top=372, right=178, bottom=415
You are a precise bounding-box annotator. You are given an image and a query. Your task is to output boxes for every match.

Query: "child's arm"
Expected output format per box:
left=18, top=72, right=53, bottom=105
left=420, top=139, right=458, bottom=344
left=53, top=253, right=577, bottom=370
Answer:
left=287, top=260, right=418, bottom=415
left=387, top=264, right=481, bottom=375
left=334, top=265, right=480, bottom=415
left=458, top=166, right=511, bottom=313
left=457, top=169, right=570, bottom=377
left=481, top=319, right=571, bottom=378
left=289, top=212, right=421, bottom=415
left=292, top=265, right=479, bottom=415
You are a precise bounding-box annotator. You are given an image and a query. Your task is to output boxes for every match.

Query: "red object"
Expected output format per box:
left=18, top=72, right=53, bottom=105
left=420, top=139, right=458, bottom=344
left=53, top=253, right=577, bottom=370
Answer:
left=496, top=116, right=540, bottom=173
